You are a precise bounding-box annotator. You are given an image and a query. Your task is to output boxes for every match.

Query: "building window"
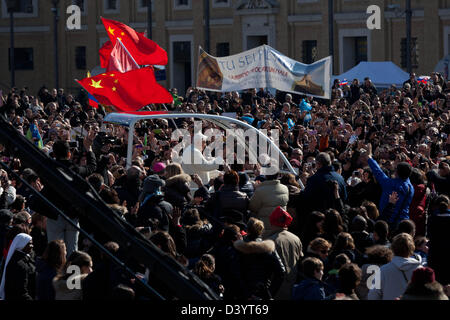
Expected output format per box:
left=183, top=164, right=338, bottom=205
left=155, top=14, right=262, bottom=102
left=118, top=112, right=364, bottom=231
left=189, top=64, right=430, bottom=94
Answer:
left=216, top=42, right=230, bottom=57
left=9, top=48, right=33, bottom=70
left=174, top=0, right=191, bottom=10
left=401, top=37, right=419, bottom=69
left=212, top=0, right=230, bottom=8
left=355, top=37, right=367, bottom=65
left=104, top=0, right=120, bottom=13
left=2, top=0, right=37, bottom=18
left=302, top=40, right=317, bottom=64
left=137, top=0, right=154, bottom=12
left=75, top=46, right=86, bottom=70
left=72, top=0, right=86, bottom=13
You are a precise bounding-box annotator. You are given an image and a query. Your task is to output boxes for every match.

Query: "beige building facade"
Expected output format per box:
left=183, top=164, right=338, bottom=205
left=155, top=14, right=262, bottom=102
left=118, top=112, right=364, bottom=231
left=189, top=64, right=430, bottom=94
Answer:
left=0, top=0, right=449, bottom=96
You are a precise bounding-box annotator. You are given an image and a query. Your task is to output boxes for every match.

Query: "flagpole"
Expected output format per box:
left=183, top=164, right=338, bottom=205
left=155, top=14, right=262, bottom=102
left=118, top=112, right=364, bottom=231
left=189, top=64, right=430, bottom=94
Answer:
left=117, top=38, right=141, bottom=69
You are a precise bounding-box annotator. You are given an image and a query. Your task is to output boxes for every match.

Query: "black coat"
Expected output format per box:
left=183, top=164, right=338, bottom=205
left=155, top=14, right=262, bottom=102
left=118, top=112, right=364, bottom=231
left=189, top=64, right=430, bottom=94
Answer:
left=35, top=257, right=56, bottom=300
left=4, top=250, right=36, bottom=300
left=426, top=171, right=450, bottom=197
left=208, top=185, right=249, bottom=218
left=210, top=241, right=245, bottom=300
left=302, top=166, right=347, bottom=214
left=136, top=195, right=172, bottom=231
left=233, top=237, right=286, bottom=299
left=427, top=209, right=450, bottom=285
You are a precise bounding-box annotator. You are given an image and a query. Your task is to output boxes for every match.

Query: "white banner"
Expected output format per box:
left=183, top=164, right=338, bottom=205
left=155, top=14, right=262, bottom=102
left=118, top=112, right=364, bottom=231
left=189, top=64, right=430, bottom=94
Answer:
left=196, top=45, right=332, bottom=99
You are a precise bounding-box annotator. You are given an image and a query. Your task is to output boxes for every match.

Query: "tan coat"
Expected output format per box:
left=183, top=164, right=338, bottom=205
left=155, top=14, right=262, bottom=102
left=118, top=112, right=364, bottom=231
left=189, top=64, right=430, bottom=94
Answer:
left=269, top=228, right=303, bottom=300
left=249, top=180, right=289, bottom=238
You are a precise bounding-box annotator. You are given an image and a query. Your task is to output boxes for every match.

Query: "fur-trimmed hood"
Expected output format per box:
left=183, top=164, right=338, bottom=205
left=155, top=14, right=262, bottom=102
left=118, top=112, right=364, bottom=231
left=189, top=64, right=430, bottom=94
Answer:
left=233, top=239, right=275, bottom=254
left=166, top=174, right=191, bottom=188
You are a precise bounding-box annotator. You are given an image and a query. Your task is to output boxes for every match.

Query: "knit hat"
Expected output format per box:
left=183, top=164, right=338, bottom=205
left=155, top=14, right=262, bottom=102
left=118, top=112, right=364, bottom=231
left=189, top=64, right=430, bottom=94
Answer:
left=269, top=206, right=293, bottom=228
left=142, top=175, right=165, bottom=196
left=152, top=162, right=166, bottom=174
left=411, top=267, right=436, bottom=286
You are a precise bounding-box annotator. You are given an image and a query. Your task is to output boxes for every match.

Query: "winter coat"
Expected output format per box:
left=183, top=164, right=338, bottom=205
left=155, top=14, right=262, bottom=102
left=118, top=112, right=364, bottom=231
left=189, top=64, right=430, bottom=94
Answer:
left=211, top=185, right=249, bottom=218
left=210, top=241, right=245, bottom=300
left=269, top=228, right=303, bottom=300
left=164, top=174, right=192, bottom=209
left=3, top=250, right=36, bottom=300
left=184, top=223, right=213, bottom=259
left=136, top=195, right=172, bottom=231
left=302, top=166, right=347, bottom=214
left=249, top=180, right=289, bottom=238
left=368, top=158, right=414, bottom=226
left=292, top=277, right=335, bottom=300
left=368, top=255, right=422, bottom=300
left=409, top=184, right=427, bottom=236
left=426, top=170, right=450, bottom=197
left=427, top=209, right=450, bottom=285
left=35, top=258, right=57, bottom=300
left=233, top=238, right=286, bottom=299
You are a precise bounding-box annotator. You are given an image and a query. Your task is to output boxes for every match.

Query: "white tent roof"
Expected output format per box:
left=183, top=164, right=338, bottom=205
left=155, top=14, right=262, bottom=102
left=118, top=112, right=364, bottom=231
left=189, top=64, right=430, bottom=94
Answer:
left=332, top=61, right=409, bottom=88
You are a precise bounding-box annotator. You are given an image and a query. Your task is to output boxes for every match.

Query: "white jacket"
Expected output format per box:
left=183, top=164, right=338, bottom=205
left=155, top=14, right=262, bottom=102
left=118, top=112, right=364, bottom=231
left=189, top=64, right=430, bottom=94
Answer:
left=368, top=255, right=422, bottom=300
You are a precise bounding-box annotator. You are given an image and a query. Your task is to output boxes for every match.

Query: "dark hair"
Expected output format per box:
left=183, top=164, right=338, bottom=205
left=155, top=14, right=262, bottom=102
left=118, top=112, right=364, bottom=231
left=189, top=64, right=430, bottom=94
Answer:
left=150, top=231, right=177, bottom=259
left=99, top=187, right=120, bottom=205
left=87, top=173, right=104, bottom=192
left=395, top=220, right=416, bottom=238
left=410, top=168, right=426, bottom=185
left=223, top=170, right=239, bottom=186
left=374, top=220, right=389, bottom=241
left=332, top=232, right=355, bottom=252
left=333, top=253, right=351, bottom=270
left=53, top=140, right=70, bottom=160
left=222, top=225, right=241, bottom=243
left=194, top=254, right=215, bottom=280
left=302, top=257, right=324, bottom=278
left=396, top=162, right=412, bottom=180
left=10, top=195, right=26, bottom=212
left=323, top=209, right=344, bottom=239
left=111, top=284, right=135, bottom=300
left=42, top=240, right=67, bottom=272
left=365, top=245, right=393, bottom=265
left=12, top=211, right=30, bottom=226
left=280, top=173, right=300, bottom=189
left=338, top=263, right=362, bottom=295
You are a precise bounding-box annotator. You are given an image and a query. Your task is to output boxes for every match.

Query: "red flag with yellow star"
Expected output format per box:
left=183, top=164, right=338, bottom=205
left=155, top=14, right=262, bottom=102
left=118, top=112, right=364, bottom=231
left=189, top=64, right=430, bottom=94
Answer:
left=76, top=67, right=173, bottom=112
left=101, top=17, right=168, bottom=66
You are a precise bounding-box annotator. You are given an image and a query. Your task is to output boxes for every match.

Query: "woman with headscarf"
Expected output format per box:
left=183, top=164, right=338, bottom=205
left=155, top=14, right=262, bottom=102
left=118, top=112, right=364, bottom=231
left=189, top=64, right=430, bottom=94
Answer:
left=0, top=233, right=35, bottom=300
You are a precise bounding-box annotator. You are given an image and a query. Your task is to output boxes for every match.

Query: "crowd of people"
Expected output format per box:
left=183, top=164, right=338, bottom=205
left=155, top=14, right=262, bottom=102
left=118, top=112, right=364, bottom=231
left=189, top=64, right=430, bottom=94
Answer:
left=0, top=71, right=449, bottom=300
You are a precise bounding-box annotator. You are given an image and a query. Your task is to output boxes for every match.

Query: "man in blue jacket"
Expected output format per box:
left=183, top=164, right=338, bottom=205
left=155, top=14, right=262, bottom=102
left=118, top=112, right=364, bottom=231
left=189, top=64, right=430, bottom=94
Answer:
left=366, top=147, right=414, bottom=229
left=302, top=152, right=347, bottom=213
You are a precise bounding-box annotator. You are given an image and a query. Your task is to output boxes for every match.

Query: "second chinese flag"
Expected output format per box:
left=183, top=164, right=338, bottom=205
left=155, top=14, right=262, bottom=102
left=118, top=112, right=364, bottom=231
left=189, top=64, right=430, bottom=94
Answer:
left=77, top=67, right=173, bottom=112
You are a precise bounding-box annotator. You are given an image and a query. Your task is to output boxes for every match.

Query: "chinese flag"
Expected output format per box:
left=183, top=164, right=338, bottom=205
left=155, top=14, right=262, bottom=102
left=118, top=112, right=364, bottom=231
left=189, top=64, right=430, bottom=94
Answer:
left=107, top=40, right=140, bottom=73
left=101, top=17, right=168, bottom=66
left=99, top=41, right=113, bottom=68
left=77, top=67, right=173, bottom=112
